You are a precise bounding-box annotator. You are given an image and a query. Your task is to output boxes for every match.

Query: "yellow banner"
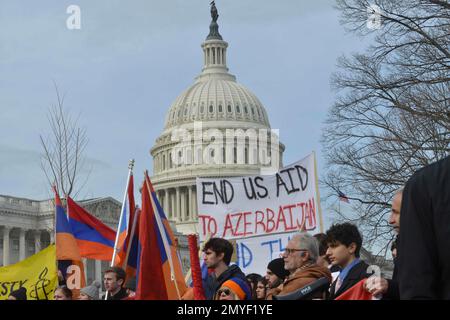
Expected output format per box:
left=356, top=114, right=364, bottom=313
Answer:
left=0, top=244, right=58, bottom=300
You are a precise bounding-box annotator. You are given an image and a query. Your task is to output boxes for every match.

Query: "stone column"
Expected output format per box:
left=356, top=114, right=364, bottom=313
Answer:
left=171, top=190, right=175, bottom=221
left=19, top=228, right=26, bottom=261
left=49, top=230, right=55, bottom=244
left=95, top=259, right=102, bottom=283
left=3, top=226, right=11, bottom=266
left=164, top=189, right=170, bottom=218
left=175, top=188, right=180, bottom=222
left=188, top=186, right=193, bottom=221
left=181, top=188, right=187, bottom=222
left=166, top=150, right=169, bottom=170
left=34, top=230, right=41, bottom=254
left=192, top=186, right=197, bottom=220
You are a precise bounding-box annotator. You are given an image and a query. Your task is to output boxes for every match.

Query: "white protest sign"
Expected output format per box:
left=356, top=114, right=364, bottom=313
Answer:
left=232, top=232, right=298, bottom=275
left=196, top=152, right=322, bottom=242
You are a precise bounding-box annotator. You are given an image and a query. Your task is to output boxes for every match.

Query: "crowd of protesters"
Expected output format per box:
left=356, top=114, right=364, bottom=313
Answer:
left=41, top=220, right=386, bottom=301
left=9, top=156, right=447, bottom=301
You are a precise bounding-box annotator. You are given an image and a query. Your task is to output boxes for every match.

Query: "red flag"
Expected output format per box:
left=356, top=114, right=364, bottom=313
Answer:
left=135, top=177, right=167, bottom=300
left=145, top=173, right=187, bottom=299
left=135, top=173, right=188, bottom=300
left=188, top=234, right=206, bottom=300
left=53, top=186, right=86, bottom=297
left=335, top=279, right=374, bottom=300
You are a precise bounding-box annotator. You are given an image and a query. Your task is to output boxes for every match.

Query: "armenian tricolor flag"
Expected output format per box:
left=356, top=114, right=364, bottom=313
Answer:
left=135, top=172, right=187, bottom=300
left=54, top=187, right=81, bottom=261
left=53, top=186, right=86, bottom=296
left=67, top=196, right=116, bottom=261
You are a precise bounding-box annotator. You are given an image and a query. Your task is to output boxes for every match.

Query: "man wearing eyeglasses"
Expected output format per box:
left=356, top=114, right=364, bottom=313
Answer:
left=270, top=232, right=332, bottom=299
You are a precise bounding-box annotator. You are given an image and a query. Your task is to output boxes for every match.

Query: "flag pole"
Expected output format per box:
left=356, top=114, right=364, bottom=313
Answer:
left=105, top=159, right=134, bottom=300
left=52, top=183, right=57, bottom=245
left=145, top=172, right=182, bottom=300
left=313, top=151, right=324, bottom=233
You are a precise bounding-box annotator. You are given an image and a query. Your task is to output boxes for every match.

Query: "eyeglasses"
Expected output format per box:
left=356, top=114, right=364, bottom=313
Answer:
left=217, top=289, right=232, bottom=296
left=282, top=248, right=308, bottom=256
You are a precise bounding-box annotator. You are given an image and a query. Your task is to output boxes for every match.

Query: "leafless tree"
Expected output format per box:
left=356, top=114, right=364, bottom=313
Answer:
left=322, top=0, right=450, bottom=255
left=40, top=84, right=90, bottom=199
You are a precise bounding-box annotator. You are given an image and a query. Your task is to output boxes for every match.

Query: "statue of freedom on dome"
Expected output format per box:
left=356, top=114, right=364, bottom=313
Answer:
left=210, top=1, right=219, bottom=22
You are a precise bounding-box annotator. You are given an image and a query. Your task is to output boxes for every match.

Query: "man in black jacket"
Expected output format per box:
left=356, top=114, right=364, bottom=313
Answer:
left=326, top=223, right=370, bottom=299
left=398, top=156, right=450, bottom=299
left=102, top=266, right=129, bottom=300
left=202, top=237, right=248, bottom=300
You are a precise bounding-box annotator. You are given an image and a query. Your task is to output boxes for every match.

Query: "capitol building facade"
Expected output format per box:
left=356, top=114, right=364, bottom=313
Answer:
left=0, top=195, right=128, bottom=285
left=150, top=5, right=285, bottom=235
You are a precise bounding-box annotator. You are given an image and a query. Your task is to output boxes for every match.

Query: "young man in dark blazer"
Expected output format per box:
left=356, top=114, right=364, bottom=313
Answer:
left=325, top=223, right=370, bottom=299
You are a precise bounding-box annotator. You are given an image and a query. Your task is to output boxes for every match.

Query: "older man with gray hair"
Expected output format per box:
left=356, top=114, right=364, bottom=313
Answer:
left=270, top=232, right=332, bottom=299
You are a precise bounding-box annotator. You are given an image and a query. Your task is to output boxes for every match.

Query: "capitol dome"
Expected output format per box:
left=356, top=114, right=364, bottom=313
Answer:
left=164, top=70, right=270, bottom=130
left=151, top=3, right=285, bottom=235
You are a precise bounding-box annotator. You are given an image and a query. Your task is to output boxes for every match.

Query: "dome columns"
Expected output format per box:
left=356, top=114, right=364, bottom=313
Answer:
left=201, top=40, right=229, bottom=73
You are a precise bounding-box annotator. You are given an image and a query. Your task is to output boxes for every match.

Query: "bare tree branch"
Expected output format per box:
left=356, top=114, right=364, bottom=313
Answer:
left=40, top=85, right=89, bottom=199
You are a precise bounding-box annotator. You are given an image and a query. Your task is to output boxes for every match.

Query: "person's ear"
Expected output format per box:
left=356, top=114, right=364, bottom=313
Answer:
left=118, top=278, right=124, bottom=287
left=300, top=251, right=309, bottom=261
left=218, top=252, right=225, bottom=261
left=349, top=242, right=357, bottom=255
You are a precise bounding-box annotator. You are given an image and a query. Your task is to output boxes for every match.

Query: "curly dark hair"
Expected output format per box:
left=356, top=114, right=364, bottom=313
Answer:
left=326, top=223, right=363, bottom=258
left=203, top=237, right=234, bottom=265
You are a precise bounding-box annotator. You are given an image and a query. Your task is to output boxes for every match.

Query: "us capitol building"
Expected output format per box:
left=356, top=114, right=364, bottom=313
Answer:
left=150, top=2, right=284, bottom=235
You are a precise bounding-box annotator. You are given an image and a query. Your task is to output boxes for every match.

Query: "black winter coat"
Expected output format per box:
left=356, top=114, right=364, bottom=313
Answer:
left=398, top=156, right=450, bottom=299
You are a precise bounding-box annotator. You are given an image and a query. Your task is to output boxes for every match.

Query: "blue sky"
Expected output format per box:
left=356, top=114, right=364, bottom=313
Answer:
left=0, top=0, right=370, bottom=228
